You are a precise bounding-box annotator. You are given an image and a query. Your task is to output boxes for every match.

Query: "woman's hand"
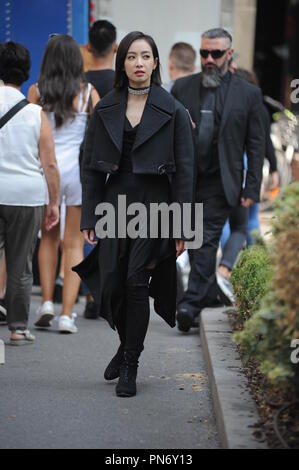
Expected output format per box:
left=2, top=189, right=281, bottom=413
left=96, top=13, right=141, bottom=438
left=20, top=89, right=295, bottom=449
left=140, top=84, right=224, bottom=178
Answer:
left=83, top=229, right=97, bottom=246
left=176, top=240, right=186, bottom=258
left=45, top=204, right=59, bottom=231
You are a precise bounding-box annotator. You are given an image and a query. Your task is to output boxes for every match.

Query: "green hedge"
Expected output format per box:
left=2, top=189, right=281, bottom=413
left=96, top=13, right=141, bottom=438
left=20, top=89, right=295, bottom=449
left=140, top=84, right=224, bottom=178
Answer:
left=231, top=245, right=273, bottom=323
left=233, top=183, right=299, bottom=395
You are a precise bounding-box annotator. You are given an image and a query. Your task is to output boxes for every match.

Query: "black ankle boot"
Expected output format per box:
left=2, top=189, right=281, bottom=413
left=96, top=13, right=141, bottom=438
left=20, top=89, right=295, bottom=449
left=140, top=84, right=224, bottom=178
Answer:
left=115, top=350, right=140, bottom=398
left=104, top=345, right=124, bottom=381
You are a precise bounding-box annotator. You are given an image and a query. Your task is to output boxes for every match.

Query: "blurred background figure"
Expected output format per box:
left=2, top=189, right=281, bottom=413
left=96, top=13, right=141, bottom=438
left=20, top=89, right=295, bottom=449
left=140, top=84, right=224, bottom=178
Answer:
left=80, top=19, right=118, bottom=320
left=217, top=68, right=279, bottom=305
left=0, top=41, right=60, bottom=344
left=84, top=19, right=117, bottom=97
left=28, top=35, right=99, bottom=334
left=163, top=42, right=196, bottom=93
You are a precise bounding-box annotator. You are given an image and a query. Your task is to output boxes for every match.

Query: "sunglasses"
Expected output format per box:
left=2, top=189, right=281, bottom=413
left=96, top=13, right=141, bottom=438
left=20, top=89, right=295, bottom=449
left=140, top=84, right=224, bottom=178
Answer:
left=48, top=33, right=61, bottom=40
left=200, top=49, right=229, bottom=59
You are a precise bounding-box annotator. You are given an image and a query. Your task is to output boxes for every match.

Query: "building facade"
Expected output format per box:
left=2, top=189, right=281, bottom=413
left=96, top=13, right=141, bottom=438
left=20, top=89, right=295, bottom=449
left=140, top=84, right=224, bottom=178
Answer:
left=92, top=0, right=257, bottom=81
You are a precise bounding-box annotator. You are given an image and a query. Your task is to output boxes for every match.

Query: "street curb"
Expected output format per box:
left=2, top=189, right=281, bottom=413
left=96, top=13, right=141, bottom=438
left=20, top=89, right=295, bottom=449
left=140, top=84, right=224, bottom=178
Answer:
left=200, top=307, right=267, bottom=449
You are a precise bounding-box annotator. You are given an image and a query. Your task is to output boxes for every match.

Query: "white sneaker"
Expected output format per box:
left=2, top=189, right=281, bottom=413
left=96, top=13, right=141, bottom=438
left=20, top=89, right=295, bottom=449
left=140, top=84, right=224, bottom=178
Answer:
left=35, top=301, right=55, bottom=328
left=58, top=314, right=78, bottom=334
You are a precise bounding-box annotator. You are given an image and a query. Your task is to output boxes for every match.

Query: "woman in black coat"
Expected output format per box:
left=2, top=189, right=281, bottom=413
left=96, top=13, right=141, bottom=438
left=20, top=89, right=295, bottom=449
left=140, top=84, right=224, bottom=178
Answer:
left=73, top=31, right=195, bottom=398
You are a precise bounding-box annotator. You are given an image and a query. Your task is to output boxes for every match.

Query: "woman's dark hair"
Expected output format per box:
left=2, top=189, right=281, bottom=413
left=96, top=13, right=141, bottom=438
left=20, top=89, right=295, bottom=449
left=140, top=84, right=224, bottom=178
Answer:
left=0, top=41, right=31, bottom=86
left=114, top=31, right=162, bottom=89
left=38, top=34, right=84, bottom=128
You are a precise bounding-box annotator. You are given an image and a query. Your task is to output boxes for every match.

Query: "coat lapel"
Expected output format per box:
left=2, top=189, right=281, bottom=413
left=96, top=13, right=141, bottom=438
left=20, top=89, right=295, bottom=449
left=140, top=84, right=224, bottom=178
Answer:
left=190, top=74, right=201, bottom=124
left=96, top=84, right=175, bottom=153
left=133, top=84, right=174, bottom=151
left=96, top=90, right=126, bottom=153
left=219, top=75, right=239, bottom=136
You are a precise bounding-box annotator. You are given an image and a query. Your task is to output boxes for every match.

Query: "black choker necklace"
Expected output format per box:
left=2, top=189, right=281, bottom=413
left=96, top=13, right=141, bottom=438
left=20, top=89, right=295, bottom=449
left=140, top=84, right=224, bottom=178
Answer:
left=128, top=85, right=150, bottom=96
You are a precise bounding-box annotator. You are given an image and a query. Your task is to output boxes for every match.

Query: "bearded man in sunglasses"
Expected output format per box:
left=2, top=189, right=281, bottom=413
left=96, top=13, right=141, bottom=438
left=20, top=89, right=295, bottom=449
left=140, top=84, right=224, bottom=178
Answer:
left=172, top=28, right=265, bottom=332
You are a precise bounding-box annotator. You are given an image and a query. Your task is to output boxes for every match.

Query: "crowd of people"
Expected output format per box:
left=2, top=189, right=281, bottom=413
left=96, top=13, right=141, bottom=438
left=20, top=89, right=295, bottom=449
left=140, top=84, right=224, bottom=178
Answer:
left=0, top=20, right=277, bottom=397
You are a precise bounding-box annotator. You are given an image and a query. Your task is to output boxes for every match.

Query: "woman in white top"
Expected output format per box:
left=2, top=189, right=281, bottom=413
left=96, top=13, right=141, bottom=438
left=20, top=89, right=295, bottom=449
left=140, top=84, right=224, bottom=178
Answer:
left=0, top=41, right=60, bottom=344
left=28, top=35, right=99, bottom=334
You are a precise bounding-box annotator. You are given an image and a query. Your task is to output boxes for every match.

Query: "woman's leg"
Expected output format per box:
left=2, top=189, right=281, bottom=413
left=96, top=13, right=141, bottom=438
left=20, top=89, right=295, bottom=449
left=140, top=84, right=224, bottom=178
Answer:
left=104, top=310, right=127, bottom=381
left=58, top=242, right=65, bottom=279
left=115, top=269, right=151, bottom=397
left=124, top=270, right=151, bottom=352
left=61, top=206, right=84, bottom=317
left=38, top=209, right=60, bottom=303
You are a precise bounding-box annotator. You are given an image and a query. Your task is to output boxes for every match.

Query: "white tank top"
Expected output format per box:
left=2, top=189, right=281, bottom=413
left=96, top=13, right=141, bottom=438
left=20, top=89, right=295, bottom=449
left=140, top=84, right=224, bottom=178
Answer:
left=0, top=86, right=45, bottom=206
left=46, top=83, right=91, bottom=174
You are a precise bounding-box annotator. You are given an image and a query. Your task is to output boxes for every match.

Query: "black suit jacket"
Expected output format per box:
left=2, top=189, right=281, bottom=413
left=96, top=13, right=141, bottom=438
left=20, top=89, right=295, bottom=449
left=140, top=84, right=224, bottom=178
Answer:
left=172, top=73, right=266, bottom=206
left=81, top=83, right=195, bottom=230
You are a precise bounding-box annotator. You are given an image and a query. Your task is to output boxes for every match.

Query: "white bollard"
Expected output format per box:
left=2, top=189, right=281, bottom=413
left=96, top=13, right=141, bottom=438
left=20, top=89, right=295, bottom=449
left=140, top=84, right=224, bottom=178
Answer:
left=0, top=339, right=5, bottom=365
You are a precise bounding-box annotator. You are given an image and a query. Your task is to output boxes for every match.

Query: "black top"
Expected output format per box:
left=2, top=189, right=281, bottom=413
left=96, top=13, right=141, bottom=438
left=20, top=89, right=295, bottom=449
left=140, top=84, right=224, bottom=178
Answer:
left=84, top=69, right=115, bottom=98
left=119, top=117, right=139, bottom=173
left=199, top=71, right=231, bottom=177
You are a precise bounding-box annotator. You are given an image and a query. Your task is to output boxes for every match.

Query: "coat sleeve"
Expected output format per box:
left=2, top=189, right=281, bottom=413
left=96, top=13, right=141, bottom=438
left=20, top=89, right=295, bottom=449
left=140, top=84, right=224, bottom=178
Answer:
left=171, top=103, right=196, bottom=241
left=172, top=103, right=195, bottom=205
left=242, top=88, right=266, bottom=202
left=80, top=109, right=107, bottom=231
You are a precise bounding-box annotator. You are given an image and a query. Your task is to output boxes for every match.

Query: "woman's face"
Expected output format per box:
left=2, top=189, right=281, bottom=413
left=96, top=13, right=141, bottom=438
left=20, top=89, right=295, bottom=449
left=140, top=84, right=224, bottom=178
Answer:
left=124, top=39, right=158, bottom=88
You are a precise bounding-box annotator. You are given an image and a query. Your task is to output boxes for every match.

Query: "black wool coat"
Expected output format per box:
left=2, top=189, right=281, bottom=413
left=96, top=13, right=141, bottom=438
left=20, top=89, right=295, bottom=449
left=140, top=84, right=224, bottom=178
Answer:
left=73, top=84, right=195, bottom=329
left=80, top=83, right=195, bottom=230
left=172, top=73, right=266, bottom=206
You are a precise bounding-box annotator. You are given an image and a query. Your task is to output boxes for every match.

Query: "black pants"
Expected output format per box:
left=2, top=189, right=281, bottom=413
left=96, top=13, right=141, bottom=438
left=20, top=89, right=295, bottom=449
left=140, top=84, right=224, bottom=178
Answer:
left=114, top=270, right=151, bottom=352
left=178, top=189, right=232, bottom=317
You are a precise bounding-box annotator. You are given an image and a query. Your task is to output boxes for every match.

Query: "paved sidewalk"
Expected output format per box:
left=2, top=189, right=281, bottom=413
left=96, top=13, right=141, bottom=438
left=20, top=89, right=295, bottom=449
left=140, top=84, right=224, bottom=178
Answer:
left=0, top=295, right=220, bottom=450
left=200, top=308, right=267, bottom=449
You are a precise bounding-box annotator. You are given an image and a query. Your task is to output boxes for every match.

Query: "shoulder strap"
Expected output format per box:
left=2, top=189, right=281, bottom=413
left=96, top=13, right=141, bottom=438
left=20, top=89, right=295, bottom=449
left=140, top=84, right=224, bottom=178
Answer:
left=0, top=99, right=29, bottom=130
left=82, top=83, right=92, bottom=113
left=77, top=87, right=84, bottom=113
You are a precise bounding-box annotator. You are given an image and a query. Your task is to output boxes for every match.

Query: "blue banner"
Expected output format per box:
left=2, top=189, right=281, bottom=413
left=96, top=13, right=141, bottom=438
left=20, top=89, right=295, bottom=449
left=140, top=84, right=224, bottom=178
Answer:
left=0, top=0, right=89, bottom=96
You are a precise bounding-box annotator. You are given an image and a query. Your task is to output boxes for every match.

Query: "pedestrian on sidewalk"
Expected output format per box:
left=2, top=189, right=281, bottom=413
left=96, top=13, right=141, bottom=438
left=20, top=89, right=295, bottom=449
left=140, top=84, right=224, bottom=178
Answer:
left=172, top=28, right=266, bottom=332
left=73, top=31, right=195, bottom=397
left=163, top=42, right=197, bottom=93
left=81, top=20, right=118, bottom=320
left=0, top=42, right=60, bottom=345
left=28, top=35, right=100, bottom=334
left=217, top=68, right=279, bottom=305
